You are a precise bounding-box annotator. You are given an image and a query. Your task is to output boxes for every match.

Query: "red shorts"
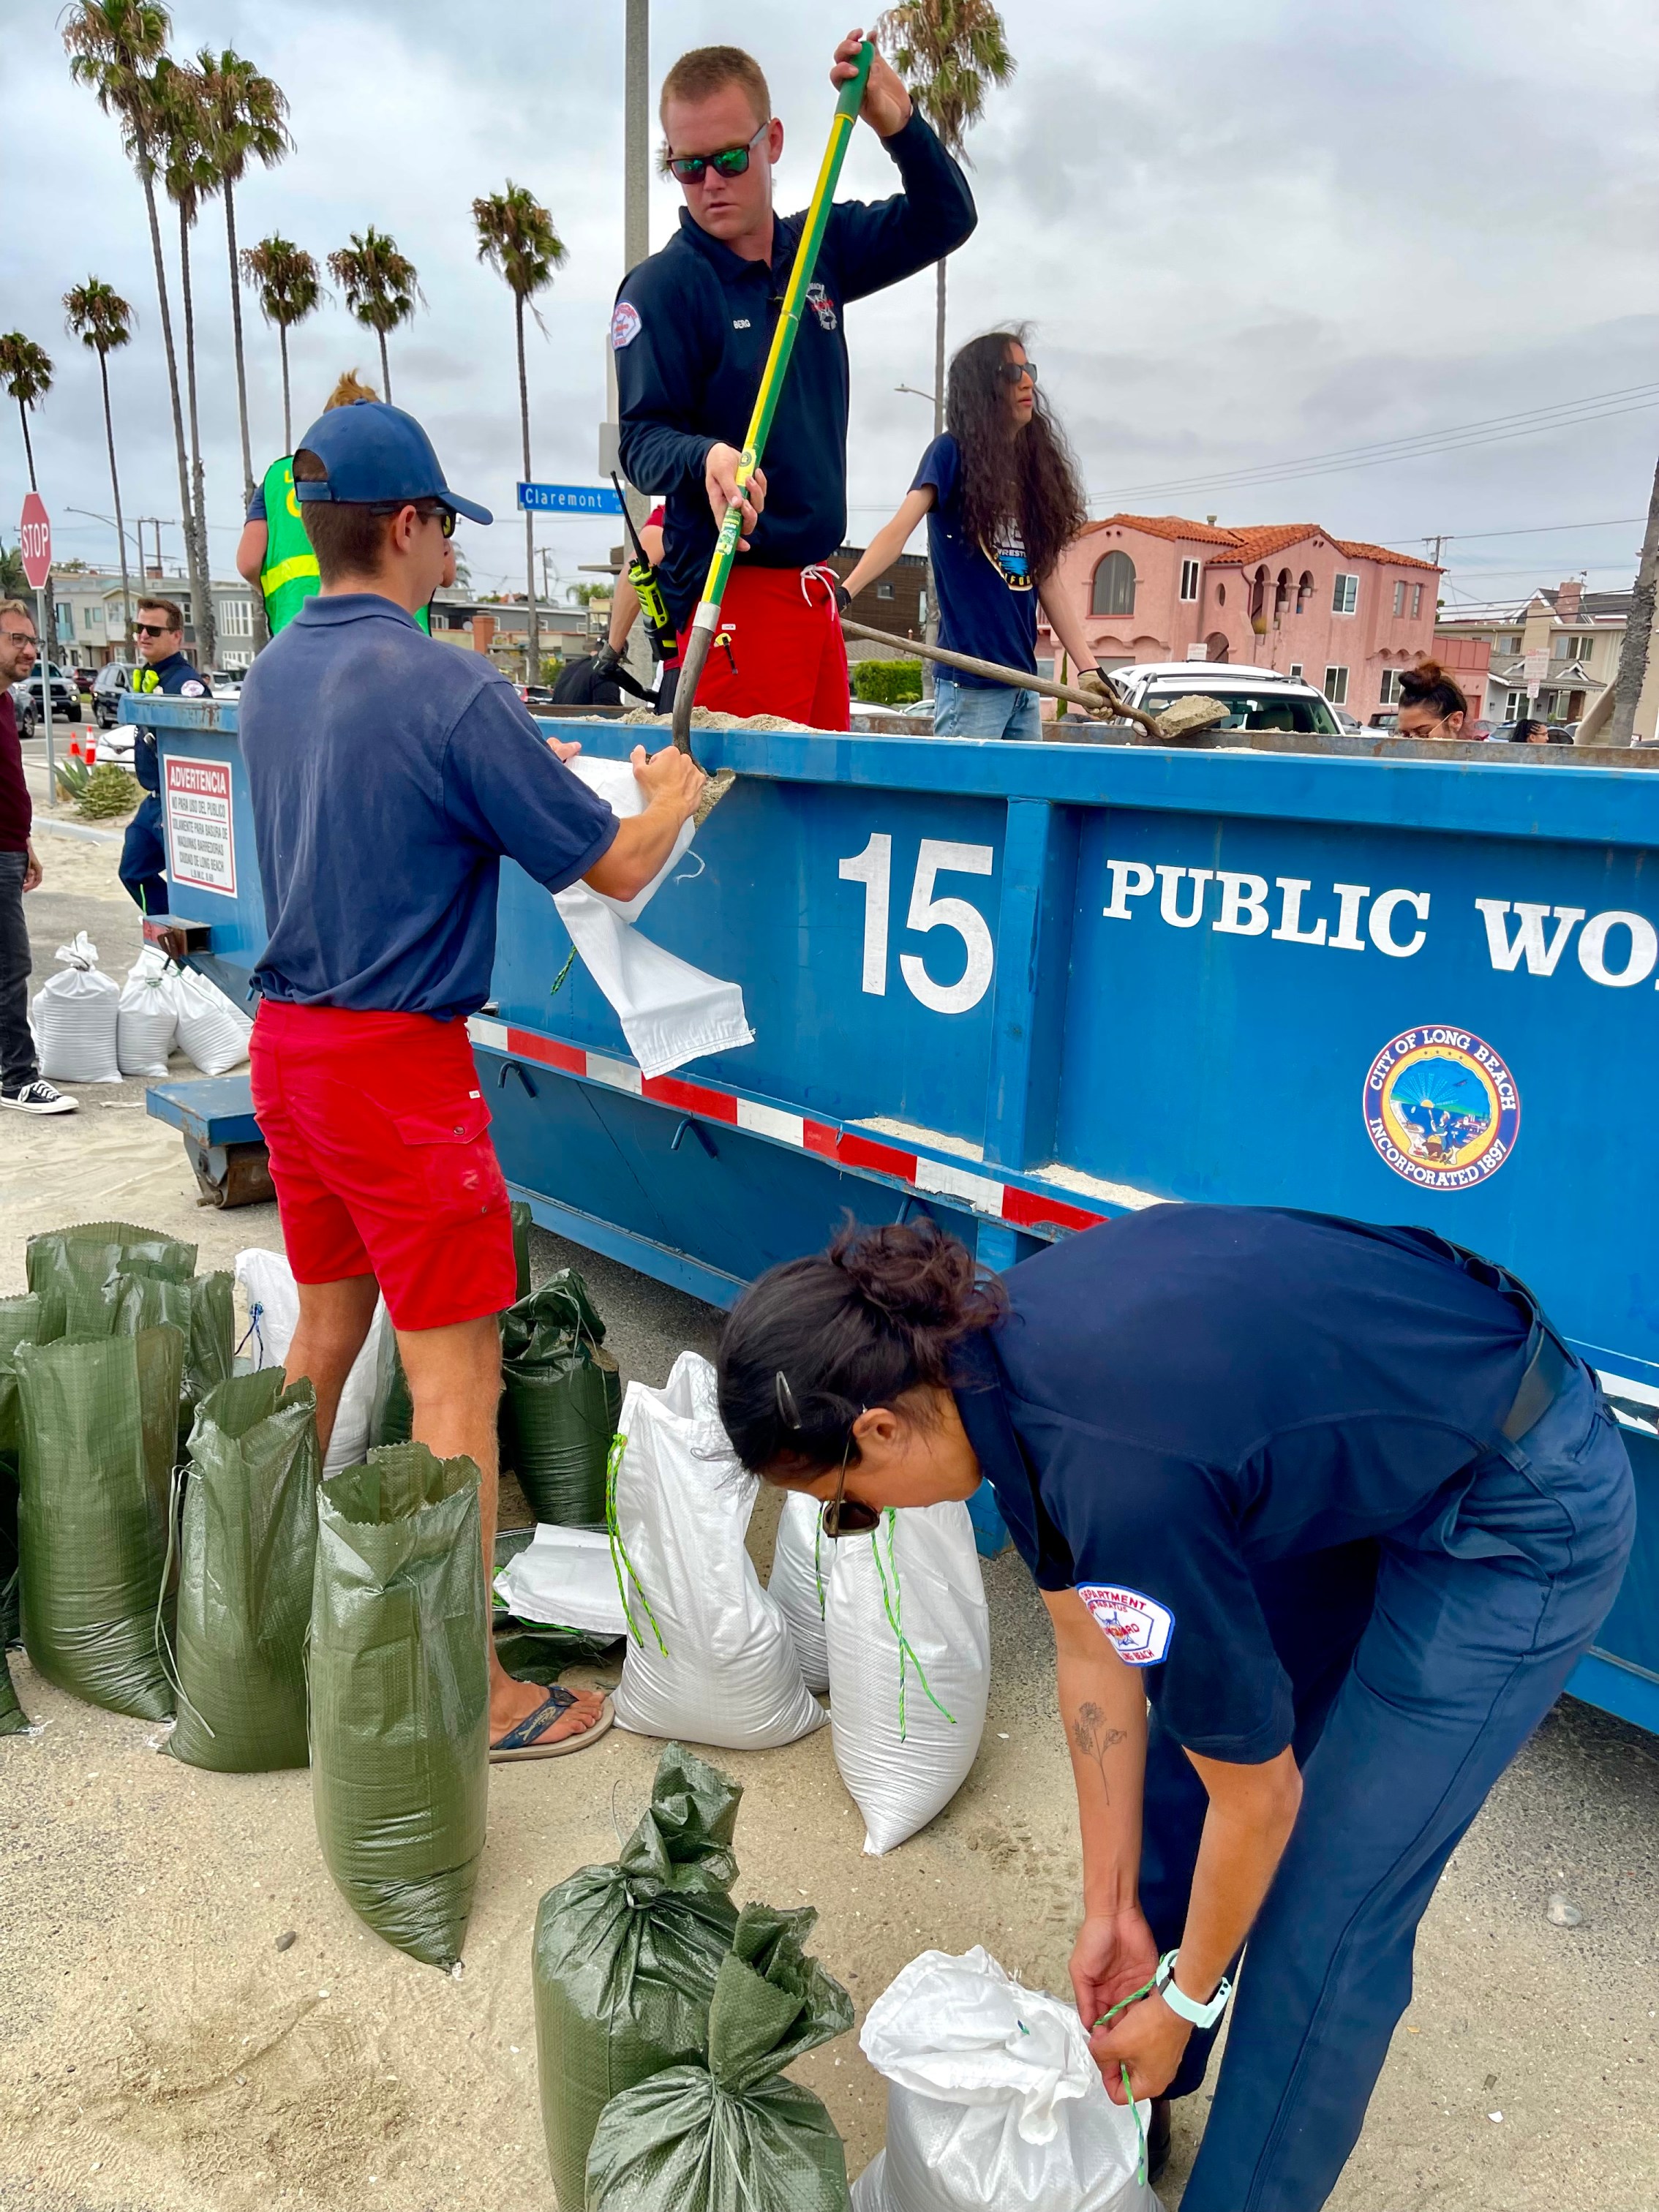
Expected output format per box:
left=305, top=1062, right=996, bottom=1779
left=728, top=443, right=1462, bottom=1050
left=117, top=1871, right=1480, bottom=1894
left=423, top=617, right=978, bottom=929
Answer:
left=677, top=563, right=850, bottom=730
left=249, top=1001, right=517, bottom=1331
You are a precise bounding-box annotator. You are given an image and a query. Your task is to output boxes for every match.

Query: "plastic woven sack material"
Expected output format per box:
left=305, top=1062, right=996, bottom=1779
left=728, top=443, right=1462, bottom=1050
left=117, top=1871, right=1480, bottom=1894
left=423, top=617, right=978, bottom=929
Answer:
left=493, top=1522, right=629, bottom=1640
left=767, top=1487, right=830, bottom=1694
left=31, top=933, right=121, bottom=1083
left=0, top=1645, right=27, bottom=1735
left=825, top=1503, right=989, bottom=1856
left=180, top=1273, right=234, bottom=1426
left=28, top=1221, right=196, bottom=1341
left=585, top=1899, right=855, bottom=2212
left=510, top=1197, right=533, bottom=1301
left=236, top=1248, right=394, bottom=1477
left=610, top=1351, right=826, bottom=1750
left=168, top=1369, right=320, bottom=1773
left=170, top=964, right=252, bottom=1076
left=533, top=1741, right=744, bottom=2210
left=310, top=1443, right=488, bottom=1970
left=116, top=946, right=178, bottom=1077
left=15, top=1325, right=184, bottom=1721
left=1, top=1299, right=46, bottom=1658
left=500, top=1268, right=621, bottom=1527
left=850, top=1948, right=1159, bottom=2212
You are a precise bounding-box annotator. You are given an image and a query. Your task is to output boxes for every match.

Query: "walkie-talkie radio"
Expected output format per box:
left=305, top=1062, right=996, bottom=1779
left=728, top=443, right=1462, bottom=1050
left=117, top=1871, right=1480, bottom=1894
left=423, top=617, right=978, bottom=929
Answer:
left=611, top=475, right=678, bottom=665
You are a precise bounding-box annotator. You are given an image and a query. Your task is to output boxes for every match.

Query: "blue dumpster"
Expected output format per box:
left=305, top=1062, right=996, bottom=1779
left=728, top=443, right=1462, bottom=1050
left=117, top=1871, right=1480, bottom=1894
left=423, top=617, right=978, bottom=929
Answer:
left=130, top=693, right=1659, bottom=1725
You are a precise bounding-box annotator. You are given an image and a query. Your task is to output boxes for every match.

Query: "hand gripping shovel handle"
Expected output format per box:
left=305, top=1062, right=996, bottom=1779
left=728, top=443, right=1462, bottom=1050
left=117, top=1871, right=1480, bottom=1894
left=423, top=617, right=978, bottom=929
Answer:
left=671, top=40, right=875, bottom=754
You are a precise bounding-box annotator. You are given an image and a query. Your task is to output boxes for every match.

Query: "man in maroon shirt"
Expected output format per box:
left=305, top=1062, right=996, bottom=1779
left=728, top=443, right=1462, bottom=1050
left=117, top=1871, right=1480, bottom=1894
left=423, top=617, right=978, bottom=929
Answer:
left=0, top=599, right=75, bottom=1113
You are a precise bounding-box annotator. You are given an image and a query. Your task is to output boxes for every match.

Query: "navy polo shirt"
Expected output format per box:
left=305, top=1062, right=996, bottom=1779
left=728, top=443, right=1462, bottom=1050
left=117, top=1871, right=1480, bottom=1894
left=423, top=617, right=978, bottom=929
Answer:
left=913, top=433, right=1037, bottom=685
left=240, top=594, right=617, bottom=1016
left=132, top=650, right=210, bottom=792
left=614, top=112, right=976, bottom=628
left=955, top=1206, right=1532, bottom=1764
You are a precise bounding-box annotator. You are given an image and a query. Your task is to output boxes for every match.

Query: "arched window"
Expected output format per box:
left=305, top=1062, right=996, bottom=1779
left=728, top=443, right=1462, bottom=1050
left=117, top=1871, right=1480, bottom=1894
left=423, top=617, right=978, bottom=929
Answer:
left=1090, top=550, right=1136, bottom=617
left=1295, top=570, right=1314, bottom=614
left=1204, top=632, right=1230, bottom=664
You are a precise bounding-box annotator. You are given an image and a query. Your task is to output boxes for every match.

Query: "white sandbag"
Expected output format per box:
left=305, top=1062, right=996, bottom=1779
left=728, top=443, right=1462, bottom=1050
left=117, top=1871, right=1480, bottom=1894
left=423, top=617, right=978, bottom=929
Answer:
left=31, top=932, right=121, bottom=1084
left=767, top=1486, right=830, bottom=1694
left=852, top=1948, right=1159, bottom=2212
left=611, top=1350, right=825, bottom=1750
left=825, top=1501, right=988, bottom=1855
left=116, top=945, right=178, bottom=1077
left=233, top=1246, right=394, bottom=1476
left=493, top=1524, right=628, bottom=1639
left=172, top=964, right=252, bottom=1076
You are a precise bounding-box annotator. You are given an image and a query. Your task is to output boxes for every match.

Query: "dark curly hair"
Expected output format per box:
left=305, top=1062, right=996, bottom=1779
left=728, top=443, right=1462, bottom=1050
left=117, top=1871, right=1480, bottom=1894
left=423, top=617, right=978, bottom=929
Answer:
left=947, top=326, right=1088, bottom=584
left=1397, top=657, right=1467, bottom=721
left=716, top=1219, right=1005, bottom=1474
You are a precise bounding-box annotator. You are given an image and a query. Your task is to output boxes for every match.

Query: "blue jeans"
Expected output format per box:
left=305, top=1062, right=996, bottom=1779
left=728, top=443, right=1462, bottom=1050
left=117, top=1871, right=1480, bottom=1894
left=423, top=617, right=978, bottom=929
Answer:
left=1141, top=1358, right=1635, bottom=2212
left=931, top=672, right=1042, bottom=740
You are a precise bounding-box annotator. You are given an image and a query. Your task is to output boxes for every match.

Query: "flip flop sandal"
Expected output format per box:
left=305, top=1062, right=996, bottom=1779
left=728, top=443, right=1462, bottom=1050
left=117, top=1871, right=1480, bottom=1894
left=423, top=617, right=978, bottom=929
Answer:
left=490, top=1683, right=615, bottom=1763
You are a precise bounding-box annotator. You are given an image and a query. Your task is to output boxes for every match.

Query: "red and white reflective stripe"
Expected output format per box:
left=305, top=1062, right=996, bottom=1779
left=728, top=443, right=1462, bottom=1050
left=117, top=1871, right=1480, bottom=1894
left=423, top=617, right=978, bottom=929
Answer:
left=467, top=1016, right=1105, bottom=1237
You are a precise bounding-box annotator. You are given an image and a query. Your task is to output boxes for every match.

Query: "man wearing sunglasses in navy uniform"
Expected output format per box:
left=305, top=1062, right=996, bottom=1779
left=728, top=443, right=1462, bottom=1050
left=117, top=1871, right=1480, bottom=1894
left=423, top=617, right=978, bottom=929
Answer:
left=614, top=31, right=976, bottom=731
left=120, top=595, right=210, bottom=919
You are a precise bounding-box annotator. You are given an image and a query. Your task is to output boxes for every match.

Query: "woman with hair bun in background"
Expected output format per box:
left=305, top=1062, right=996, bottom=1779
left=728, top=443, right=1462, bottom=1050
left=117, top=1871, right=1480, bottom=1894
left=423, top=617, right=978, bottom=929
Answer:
left=716, top=1209, right=1633, bottom=2209
left=1392, top=656, right=1468, bottom=740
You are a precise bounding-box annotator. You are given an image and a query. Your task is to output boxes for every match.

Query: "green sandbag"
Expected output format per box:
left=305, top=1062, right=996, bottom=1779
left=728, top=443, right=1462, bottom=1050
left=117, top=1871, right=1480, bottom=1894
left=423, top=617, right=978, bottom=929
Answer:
left=181, top=1272, right=235, bottom=1425
left=15, top=1325, right=184, bottom=1721
left=511, top=1197, right=533, bottom=1302
left=0, top=1646, right=26, bottom=1734
left=168, top=1369, right=320, bottom=1773
left=27, top=1220, right=196, bottom=1341
left=372, top=1203, right=532, bottom=1455
left=0, top=1295, right=45, bottom=1652
left=500, top=1268, right=621, bottom=1527
left=310, top=1442, right=488, bottom=1969
left=492, top=1614, right=617, bottom=1685
left=534, top=1742, right=744, bottom=2208
left=586, top=1900, right=855, bottom=2212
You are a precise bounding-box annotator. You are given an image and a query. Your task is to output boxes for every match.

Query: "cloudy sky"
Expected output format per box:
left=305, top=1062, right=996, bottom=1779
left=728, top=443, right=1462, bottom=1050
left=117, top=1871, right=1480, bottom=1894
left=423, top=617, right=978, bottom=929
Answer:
left=7, top=0, right=1658, bottom=614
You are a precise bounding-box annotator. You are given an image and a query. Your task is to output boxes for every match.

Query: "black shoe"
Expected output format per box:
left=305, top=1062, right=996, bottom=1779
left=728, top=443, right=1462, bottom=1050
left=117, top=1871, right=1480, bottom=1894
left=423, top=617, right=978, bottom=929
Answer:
left=1146, top=2095, right=1172, bottom=2184
left=0, top=1077, right=78, bottom=1115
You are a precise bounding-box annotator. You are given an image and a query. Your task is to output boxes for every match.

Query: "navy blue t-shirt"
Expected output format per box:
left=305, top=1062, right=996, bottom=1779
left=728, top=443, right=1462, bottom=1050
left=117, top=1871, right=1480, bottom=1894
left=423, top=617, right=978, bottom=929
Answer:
left=912, top=434, right=1037, bottom=686
left=240, top=594, right=617, bottom=1016
left=131, top=650, right=211, bottom=792
left=955, top=1206, right=1532, bottom=1763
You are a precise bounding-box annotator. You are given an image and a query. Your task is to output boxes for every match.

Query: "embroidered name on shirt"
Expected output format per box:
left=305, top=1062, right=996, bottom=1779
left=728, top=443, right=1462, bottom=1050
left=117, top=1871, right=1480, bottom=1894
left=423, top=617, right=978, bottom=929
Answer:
left=732, top=317, right=752, bottom=329
left=1078, top=1584, right=1175, bottom=1666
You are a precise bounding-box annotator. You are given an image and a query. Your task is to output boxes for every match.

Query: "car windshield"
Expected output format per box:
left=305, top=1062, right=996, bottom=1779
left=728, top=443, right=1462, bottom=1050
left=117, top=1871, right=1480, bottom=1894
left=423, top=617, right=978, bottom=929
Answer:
left=1142, top=685, right=1341, bottom=736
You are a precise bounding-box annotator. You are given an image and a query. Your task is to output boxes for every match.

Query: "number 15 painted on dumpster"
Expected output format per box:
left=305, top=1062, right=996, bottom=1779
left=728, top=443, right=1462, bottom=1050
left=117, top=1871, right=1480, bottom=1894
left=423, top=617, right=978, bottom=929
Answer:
left=839, top=833, right=996, bottom=1014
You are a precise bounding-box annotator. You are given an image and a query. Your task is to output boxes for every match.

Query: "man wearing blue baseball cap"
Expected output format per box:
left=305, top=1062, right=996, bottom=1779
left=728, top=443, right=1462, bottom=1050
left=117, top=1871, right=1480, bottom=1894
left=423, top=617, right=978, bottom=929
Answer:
left=238, top=399, right=706, bottom=1761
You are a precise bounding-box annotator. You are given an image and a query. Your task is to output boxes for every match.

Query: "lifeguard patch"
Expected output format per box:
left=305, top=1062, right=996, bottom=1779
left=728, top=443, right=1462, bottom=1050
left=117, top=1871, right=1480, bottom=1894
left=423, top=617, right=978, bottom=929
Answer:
left=610, top=301, right=642, bottom=350
left=1078, top=1584, right=1175, bottom=1666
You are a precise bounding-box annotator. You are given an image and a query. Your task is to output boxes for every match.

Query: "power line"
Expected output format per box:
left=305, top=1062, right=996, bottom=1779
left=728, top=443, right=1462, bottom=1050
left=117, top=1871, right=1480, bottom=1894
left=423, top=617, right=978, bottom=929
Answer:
left=1418, top=515, right=1646, bottom=546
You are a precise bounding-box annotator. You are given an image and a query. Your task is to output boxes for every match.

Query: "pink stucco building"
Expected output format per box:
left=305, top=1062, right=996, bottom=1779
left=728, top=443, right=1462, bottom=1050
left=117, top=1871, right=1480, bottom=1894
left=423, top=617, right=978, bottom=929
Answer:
left=1039, top=516, right=1442, bottom=722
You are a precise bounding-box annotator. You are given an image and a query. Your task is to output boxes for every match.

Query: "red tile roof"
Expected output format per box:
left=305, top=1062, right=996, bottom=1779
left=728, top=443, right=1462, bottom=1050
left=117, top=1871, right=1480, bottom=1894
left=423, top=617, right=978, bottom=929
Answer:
left=1080, top=513, right=1241, bottom=546
left=1331, top=536, right=1440, bottom=572
left=1079, top=514, right=1441, bottom=572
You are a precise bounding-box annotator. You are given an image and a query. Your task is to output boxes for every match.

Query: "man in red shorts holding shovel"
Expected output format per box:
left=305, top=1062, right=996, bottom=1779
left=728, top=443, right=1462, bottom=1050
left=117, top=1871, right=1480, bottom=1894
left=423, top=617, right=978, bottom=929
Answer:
left=614, top=31, right=975, bottom=728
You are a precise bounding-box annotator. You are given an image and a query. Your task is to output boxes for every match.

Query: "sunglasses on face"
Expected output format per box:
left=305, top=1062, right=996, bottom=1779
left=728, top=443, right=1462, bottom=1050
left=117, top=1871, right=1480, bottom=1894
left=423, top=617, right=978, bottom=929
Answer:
left=997, top=359, right=1038, bottom=386
left=134, top=622, right=176, bottom=639
left=667, top=120, right=769, bottom=184
left=821, top=1432, right=883, bottom=1539
left=367, top=500, right=457, bottom=537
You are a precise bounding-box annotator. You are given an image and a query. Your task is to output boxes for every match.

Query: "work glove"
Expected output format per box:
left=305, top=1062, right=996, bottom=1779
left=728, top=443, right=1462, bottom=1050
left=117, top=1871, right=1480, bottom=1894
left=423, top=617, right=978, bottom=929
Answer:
left=834, top=582, right=852, bottom=614
left=590, top=640, right=622, bottom=681
left=1074, top=666, right=1119, bottom=716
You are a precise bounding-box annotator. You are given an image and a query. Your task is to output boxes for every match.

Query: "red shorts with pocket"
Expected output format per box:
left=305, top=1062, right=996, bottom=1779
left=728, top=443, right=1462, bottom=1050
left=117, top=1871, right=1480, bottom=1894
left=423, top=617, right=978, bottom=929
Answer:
left=675, top=563, right=850, bottom=730
left=249, top=1000, right=517, bottom=1331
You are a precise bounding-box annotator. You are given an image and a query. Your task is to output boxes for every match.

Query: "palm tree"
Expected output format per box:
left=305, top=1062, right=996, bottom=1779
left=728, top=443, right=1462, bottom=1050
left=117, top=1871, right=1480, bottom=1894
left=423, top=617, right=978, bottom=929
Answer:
left=64, top=279, right=136, bottom=644
left=327, top=229, right=421, bottom=402
left=63, top=0, right=211, bottom=672
left=241, top=236, right=323, bottom=453
left=154, top=55, right=217, bottom=663
left=473, top=182, right=566, bottom=680
left=196, top=47, right=290, bottom=508
left=873, top=1, right=1015, bottom=437
left=0, top=334, right=53, bottom=493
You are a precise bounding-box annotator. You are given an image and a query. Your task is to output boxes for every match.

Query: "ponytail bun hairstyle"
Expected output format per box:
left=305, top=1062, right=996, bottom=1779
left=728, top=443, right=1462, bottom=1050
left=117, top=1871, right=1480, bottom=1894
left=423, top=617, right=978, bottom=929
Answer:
left=1397, top=658, right=1467, bottom=721
left=717, top=1219, right=1004, bottom=1474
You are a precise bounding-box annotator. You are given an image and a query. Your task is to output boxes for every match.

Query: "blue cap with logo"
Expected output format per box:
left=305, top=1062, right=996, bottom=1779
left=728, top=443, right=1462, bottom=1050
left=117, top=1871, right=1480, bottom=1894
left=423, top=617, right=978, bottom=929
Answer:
left=293, top=399, right=492, bottom=524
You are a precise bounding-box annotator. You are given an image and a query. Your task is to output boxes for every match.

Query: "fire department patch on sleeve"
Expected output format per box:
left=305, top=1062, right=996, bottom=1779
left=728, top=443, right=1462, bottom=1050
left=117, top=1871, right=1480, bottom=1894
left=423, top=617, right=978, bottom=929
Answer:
left=1077, top=1584, right=1175, bottom=1666
left=179, top=680, right=207, bottom=696
left=610, top=301, right=642, bottom=350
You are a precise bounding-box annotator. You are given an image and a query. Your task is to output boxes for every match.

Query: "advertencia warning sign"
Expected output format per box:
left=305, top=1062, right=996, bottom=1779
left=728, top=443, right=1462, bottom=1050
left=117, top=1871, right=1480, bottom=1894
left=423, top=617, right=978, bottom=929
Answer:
left=164, top=758, right=236, bottom=895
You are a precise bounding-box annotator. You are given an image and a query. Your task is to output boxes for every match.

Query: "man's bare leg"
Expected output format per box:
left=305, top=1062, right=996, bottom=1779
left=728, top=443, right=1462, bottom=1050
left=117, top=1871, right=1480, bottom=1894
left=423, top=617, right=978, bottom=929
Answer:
left=285, top=1273, right=380, bottom=1457
left=396, top=1312, right=606, bottom=1747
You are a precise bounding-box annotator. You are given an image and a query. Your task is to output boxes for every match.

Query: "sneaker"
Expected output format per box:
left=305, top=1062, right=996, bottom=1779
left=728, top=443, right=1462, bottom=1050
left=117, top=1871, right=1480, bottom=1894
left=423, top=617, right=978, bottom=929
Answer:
left=0, top=1078, right=78, bottom=1115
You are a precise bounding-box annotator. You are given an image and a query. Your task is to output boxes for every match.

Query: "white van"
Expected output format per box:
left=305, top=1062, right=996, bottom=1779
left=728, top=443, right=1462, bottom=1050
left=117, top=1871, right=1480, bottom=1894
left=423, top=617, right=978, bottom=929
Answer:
left=1099, top=661, right=1343, bottom=738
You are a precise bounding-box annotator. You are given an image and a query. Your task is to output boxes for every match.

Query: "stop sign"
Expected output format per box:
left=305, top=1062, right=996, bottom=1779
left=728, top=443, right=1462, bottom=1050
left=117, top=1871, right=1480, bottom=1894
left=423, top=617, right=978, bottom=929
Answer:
left=18, top=492, right=51, bottom=590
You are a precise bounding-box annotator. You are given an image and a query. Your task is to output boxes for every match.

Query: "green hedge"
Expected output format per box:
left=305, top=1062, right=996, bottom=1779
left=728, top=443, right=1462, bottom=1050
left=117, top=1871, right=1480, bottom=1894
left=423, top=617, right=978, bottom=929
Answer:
left=850, top=658, right=923, bottom=705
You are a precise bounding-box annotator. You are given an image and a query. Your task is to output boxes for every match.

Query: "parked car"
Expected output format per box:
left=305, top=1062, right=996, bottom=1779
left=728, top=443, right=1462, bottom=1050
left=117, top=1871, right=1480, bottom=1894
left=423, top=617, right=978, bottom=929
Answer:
left=850, top=697, right=933, bottom=731
left=1097, top=661, right=1344, bottom=739
left=1331, top=705, right=1363, bottom=733
left=208, top=667, right=247, bottom=701
left=91, top=660, right=137, bottom=729
left=10, top=663, right=81, bottom=734
left=1368, top=710, right=1399, bottom=731
left=519, top=683, right=557, bottom=708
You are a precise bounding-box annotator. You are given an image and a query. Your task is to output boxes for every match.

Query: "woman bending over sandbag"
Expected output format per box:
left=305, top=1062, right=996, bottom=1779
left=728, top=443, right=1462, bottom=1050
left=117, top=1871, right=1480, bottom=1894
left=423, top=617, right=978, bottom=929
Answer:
left=715, top=1212, right=1634, bottom=2212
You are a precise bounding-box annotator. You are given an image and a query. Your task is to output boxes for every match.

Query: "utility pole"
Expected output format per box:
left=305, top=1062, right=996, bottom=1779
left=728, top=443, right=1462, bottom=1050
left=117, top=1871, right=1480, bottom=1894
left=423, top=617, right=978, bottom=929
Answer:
left=1609, top=450, right=1659, bottom=747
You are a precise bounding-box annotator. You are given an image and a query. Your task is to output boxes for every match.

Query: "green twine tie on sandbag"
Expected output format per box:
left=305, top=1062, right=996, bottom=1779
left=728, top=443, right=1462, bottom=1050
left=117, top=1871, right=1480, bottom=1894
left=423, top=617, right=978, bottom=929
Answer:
left=584, top=1899, right=856, bottom=2212
left=15, top=1324, right=184, bottom=1721
left=500, top=1266, right=621, bottom=1527
left=166, top=1369, right=320, bottom=1773
left=533, top=1742, right=744, bottom=2211
left=309, top=1442, right=489, bottom=1971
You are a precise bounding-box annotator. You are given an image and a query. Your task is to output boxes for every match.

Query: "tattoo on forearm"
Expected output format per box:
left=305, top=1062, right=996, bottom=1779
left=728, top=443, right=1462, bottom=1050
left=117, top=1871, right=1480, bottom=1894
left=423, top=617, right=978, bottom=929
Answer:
left=1071, top=1701, right=1126, bottom=1801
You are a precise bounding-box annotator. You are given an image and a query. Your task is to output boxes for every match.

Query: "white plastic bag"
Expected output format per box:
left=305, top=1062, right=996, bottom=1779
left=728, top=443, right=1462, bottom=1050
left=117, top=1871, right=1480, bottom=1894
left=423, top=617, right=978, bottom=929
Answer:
left=611, top=1350, right=825, bottom=1750
left=767, top=1486, right=830, bottom=1694
left=31, top=932, right=121, bottom=1083
left=493, top=1524, right=628, bottom=1639
left=116, top=945, right=178, bottom=1077
left=852, top=1949, right=1159, bottom=2212
left=825, top=1501, right=989, bottom=1855
left=552, top=755, right=753, bottom=1079
left=172, top=965, right=252, bottom=1075
left=233, top=1247, right=394, bottom=1476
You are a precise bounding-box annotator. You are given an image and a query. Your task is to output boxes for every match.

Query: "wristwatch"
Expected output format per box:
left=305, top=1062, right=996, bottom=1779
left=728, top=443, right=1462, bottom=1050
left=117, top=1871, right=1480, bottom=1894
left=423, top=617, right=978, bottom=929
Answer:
left=1154, top=1950, right=1233, bottom=2030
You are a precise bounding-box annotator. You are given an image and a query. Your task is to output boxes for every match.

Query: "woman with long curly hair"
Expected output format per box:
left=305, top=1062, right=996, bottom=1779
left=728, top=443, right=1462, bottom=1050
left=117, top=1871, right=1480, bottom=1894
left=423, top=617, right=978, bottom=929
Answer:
left=841, top=327, right=1103, bottom=738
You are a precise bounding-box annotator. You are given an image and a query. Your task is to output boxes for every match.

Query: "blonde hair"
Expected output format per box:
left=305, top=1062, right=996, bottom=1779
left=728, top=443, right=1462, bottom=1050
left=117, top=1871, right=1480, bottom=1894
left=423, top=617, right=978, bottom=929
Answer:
left=660, top=45, right=771, bottom=131
left=326, top=370, right=380, bottom=410
left=0, top=598, right=33, bottom=627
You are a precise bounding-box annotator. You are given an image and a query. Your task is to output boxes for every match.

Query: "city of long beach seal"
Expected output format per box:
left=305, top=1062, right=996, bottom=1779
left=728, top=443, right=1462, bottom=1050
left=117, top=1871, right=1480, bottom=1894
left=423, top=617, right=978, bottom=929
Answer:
left=1363, top=1027, right=1520, bottom=1189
